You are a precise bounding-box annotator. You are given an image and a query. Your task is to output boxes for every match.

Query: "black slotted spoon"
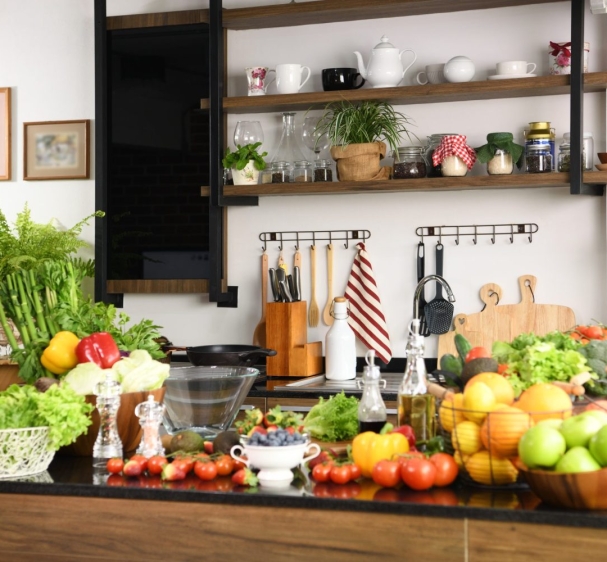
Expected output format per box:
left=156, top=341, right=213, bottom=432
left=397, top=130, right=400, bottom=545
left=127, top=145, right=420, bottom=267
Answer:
left=417, top=242, right=431, bottom=336
left=424, top=243, right=454, bottom=335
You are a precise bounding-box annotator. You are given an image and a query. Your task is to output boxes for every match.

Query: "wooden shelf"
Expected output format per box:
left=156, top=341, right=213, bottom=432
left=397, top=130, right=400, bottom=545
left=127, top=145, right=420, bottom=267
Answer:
left=200, top=172, right=607, bottom=198
left=200, top=73, right=607, bottom=114
left=222, top=0, right=556, bottom=30
left=106, top=279, right=209, bottom=294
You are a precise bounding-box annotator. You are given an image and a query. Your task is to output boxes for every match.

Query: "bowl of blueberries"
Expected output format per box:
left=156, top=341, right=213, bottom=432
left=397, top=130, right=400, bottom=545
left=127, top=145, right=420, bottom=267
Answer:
left=230, top=429, right=320, bottom=488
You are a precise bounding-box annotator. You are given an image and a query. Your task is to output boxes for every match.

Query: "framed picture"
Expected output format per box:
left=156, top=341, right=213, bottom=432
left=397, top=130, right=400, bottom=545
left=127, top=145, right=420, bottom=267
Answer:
left=0, top=88, right=10, bottom=181
left=24, top=119, right=90, bottom=180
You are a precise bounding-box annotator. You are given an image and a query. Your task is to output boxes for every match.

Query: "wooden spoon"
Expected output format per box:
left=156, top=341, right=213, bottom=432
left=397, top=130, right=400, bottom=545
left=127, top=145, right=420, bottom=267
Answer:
left=322, top=243, right=334, bottom=326
left=252, top=252, right=268, bottom=347
left=308, top=245, right=319, bottom=327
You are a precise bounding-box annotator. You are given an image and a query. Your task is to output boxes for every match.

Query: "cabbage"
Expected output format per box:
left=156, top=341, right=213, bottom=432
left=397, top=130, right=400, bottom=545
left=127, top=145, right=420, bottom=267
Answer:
left=62, top=362, right=114, bottom=396
left=112, top=350, right=169, bottom=393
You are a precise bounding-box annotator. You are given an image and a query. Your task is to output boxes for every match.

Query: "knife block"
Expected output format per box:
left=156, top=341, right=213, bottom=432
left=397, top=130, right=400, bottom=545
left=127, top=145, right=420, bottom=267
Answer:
left=266, top=301, right=323, bottom=377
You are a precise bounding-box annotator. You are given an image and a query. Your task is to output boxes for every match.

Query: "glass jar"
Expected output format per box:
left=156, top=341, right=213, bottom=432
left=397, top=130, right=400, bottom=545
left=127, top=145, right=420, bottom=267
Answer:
left=271, top=161, right=291, bottom=183
left=293, top=160, right=313, bottom=183
left=270, top=112, right=307, bottom=181
left=259, top=164, right=273, bottom=184
left=424, top=134, right=457, bottom=177
left=558, top=142, right=571, bottom=172
left=441, top=155, right=468, bottom=177
left=314, top=159, right=333, bottom=182
left=487, top=149, right=513, bottom=175
left=393, top=146, right=427, bottom=179
left=524, top=122, right=555, bottom=171
left=222, top=167, right=233, bottom=185
left=563, top=132, right=593, bottom=171
left=526, top=144, right=552, bottom=173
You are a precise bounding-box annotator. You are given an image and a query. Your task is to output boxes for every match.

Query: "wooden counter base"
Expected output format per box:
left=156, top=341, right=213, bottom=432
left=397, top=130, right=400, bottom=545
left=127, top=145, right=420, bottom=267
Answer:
left=0, top=494, right=606, bottom=561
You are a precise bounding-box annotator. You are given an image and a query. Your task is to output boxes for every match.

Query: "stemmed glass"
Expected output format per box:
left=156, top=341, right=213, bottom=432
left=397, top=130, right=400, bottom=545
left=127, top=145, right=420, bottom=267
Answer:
left=301, top=117, right=329, bottom=162
left=233, top=121, right=264, bottom=146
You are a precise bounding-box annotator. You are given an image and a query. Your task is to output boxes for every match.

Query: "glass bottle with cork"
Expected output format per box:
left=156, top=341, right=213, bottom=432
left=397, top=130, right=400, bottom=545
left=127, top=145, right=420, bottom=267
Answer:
left=357, top=349, right=387, bottom=433
left=398, top=319, right=436, bottom=447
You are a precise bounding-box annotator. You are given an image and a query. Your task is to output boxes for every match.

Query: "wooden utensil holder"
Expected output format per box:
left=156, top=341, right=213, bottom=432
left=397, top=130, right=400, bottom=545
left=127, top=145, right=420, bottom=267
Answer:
left=266, top=301, right=323, bottom=377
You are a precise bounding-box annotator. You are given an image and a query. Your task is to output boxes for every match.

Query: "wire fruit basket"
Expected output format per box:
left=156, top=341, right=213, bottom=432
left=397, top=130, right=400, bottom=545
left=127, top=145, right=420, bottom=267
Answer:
left=0, top=427, right=55, bottom=479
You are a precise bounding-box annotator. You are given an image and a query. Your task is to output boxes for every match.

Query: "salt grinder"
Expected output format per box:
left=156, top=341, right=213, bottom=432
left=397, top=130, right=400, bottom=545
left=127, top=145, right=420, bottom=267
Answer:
left=93, top=372, right=123, bottom=461
left=135, top=394, right=165, bottom=458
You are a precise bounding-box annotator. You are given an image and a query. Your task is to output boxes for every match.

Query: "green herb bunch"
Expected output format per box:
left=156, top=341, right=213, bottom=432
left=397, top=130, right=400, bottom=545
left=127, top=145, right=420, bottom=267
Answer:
left=222, top=142, right=267, bottom=171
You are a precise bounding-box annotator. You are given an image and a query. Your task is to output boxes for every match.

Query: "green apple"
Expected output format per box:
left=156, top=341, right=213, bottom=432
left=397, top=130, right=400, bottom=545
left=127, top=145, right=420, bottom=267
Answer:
left=536, top=418, right=563, bottom=430
left=555, top=446, right=601, bottom=473
left=589, top=425, right=607, bottom=467
left=518, top=425, right=566, bottom=469
left=581, top=409, right=607, bottom=427
left=559, top=413, right=604, bottom=449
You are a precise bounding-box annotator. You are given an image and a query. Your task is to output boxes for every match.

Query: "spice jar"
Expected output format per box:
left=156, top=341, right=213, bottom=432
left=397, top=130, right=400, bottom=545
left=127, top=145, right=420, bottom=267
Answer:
left=393, top=146, right=427, bottom=178
left=293, top=160, right=313, bottom=183
left=431, top=134, right=476, bottom=177
left=526, top=144, right=552, bottom=173
left=271, top=161, right=291, bottom=183
left=424, top=134, right=457, bottom=177
left=259, top=164, right=273, bottom=184
left=557, top=142, right=571, bottom=172
left=524, top=122, right=555, bottom=171
left=563, top=132, right=593, bottom=171
left=314, top=159, right=333, bottom=182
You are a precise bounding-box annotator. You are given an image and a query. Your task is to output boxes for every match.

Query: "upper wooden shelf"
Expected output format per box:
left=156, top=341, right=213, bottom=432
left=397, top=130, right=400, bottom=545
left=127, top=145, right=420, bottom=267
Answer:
left=222, top=0, right=556, bottom=30
left=200, top=73, right=607, bottom=114
left=200, top=172, right=607, bottom=198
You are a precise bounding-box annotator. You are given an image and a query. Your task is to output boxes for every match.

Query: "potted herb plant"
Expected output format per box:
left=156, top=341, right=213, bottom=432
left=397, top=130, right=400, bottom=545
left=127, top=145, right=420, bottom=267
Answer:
left=315, top=100, right=415, bottom=181
left=222, top=142, right=268, bottom=185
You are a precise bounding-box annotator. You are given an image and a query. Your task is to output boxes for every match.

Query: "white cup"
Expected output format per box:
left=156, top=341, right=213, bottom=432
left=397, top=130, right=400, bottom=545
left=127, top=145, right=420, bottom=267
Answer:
left=275, top=64, right=311, bottom=94
left=496, top=60, right=536, bottom=76
left=416, top=63, right=446, bottom=85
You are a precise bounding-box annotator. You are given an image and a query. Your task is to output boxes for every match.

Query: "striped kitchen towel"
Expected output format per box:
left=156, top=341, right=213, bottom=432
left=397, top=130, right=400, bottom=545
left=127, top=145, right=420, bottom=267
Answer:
left=344, top=243, right=392, bottom=364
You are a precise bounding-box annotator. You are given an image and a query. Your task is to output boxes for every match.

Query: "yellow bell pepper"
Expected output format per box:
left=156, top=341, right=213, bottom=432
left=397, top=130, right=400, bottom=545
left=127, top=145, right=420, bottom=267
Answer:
left=352, top=431, right=409, bottom=478
left=40, top=331, right=80, bottom=375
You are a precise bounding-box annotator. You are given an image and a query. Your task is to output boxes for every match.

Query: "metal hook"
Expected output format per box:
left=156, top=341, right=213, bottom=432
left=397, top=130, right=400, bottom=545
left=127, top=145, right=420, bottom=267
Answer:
left=491, top=225, right=496, bottom=244
left=528, top=228, right=533, bottom=244
left=510, top=224, right=514, bottom=244
left=438, top=226, right=442, bottom=246
left=278, top=232, right=283, bottom=251
left=344, top=231, right=349, bottom=249
left=455, top=226, right=459, bottom=245
left=261, top=234, right=267, bottom=252
left=473, top=225, right=477, bottom=245
left=295, top=232, right=300, bottom=250
left=328, top=231, right=332, bottom=247
left=311, top=231, right=316, bottom=248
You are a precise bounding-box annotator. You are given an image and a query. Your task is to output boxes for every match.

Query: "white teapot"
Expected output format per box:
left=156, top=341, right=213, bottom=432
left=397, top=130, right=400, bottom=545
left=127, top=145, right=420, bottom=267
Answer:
left=354, top=35, right=417, bottom=88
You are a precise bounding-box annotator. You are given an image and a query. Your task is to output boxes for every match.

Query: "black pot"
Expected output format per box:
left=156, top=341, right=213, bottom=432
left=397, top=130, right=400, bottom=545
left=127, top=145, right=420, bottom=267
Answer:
left=164, top=344, right=276, bottom=367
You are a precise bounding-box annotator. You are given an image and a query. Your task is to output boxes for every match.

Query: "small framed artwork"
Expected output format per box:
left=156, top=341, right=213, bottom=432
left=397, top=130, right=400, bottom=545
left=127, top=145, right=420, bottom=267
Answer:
left=24, top=119, right=90, bottom=180
left=0, top=88, right=11, bottom=181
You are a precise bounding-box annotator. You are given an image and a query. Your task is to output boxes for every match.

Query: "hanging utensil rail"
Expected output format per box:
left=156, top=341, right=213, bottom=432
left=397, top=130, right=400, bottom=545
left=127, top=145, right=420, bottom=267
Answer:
left=415, top=223, right=538, bottom=245
left=259, top=230, right=371, bottom=251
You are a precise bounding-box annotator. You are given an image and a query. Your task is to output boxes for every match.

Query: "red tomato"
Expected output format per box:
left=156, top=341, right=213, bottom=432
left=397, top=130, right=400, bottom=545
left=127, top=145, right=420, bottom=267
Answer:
left=312, top=463, right=332, bottom=483
left=372, top=460, right=401, bottom=488
left=106, top=458, right=124, bottom=475
left=429, top=453, right=459, bottom=487
left=431, top=488, right=459, bottom=506
left=349, top=463, right=362, bottom=481
left=106, top=474, right=125, bottom=487
left=215, top=455, right=235, bottom=476
left=232, top=456, right=248, bottom=472
left=313, top=482, right=332, bottom=498
left=123, top=460, right=142, bottom=477
left=147, top=455, right=168, bottom=476
left=128, top=454, right=148, bottom=472
left=194, top=460, right=218, bottom=481
left=373, top=488, right=402, bottom=502
left=172, top=457, right=194, bottom=474
left=465, top=346, right=491, bottom=363
left=330, top=464, right=352, bottom=485
left=328, top=481, right=361, bottom=499
left=401, top=458, right=437, bottom=491
left=397, top=451, right=426, bottom=469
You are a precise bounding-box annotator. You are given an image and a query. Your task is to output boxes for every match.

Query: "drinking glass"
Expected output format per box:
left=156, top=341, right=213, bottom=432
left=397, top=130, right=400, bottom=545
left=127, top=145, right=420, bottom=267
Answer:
left=233, top=121, right=264, bottom=146
left=301, top=117, right=329, bottom=162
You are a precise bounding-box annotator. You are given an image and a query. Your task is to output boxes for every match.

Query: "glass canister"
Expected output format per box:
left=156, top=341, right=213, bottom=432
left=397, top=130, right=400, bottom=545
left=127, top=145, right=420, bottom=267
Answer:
left=293, top=160, right=313, bottom=183
left=524, top=122, right=555, bottom=171
left=526, top=144, right=552, bottom=173
left=563, top=132, right=593, bottom=171
left=393, top=146, right=427, bottom=178
left=314, top=159, right=333, bottom=182
left=270, top=112, right=307, bottom=181
left=487, top=149, right=514, bottom=175
left=271, top=161, right=291, bottom=183
left=424, top=134, right=457, bottom=177
left=557, top=142, right=571, bottom=172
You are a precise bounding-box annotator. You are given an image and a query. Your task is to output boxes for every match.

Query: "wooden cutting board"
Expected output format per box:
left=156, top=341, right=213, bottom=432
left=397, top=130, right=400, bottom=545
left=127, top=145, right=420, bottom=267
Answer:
left=437, top=274, right=576, bottom=359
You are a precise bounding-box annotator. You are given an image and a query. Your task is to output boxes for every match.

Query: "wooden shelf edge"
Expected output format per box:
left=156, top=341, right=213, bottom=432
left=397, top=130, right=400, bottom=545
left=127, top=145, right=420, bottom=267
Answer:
left=107, top=279, right=209, bottom=294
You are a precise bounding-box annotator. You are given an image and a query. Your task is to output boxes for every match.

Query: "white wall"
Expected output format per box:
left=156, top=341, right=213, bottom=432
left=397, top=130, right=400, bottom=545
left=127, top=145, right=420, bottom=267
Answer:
left=0, top=0, right=606, bottom=359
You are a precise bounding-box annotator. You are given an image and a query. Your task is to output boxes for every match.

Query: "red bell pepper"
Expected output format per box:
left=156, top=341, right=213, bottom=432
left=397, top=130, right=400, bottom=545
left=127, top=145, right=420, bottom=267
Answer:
left=76, top=332, right=121, bottom=369
left=391, top=425, right=417, bottom=450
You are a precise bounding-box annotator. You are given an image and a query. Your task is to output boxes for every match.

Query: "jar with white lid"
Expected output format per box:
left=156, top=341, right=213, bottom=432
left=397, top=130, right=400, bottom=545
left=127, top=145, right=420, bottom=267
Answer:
left=563, top=132, right=593, bottom=171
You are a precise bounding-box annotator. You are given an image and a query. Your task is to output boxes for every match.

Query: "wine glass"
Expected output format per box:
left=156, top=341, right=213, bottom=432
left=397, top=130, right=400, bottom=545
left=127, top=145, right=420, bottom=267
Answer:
left=233, top=121, right=264, bottom=147
left=301, top=117, right=329, bottom=162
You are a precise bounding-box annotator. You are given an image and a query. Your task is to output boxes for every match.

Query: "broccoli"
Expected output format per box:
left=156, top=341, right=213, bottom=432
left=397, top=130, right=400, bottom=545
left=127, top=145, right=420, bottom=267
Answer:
left=578, top=340, right=607, bottom=396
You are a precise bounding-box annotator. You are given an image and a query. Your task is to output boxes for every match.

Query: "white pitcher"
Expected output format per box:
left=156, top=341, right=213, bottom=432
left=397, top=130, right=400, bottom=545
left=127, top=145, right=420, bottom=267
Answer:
left=354, top=35, right=416, bottom=88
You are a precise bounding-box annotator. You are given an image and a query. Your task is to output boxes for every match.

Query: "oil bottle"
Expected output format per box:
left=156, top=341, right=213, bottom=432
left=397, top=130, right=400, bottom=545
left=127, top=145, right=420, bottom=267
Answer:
left=357, top=349, right=387, bottom=433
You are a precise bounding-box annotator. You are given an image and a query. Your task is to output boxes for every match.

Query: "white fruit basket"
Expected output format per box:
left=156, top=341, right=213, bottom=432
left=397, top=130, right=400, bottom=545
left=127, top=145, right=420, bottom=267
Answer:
left=0, top=427, right=55, bottom=479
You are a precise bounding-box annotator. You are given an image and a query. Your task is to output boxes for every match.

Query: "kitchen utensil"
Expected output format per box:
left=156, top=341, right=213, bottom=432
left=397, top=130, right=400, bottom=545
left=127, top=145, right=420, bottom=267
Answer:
left=417, top=242, right=430, bottom=337
left=275, top=63, right=311, bottom=94
left=597, top=152, right=607, bottom=164
left=294, top=247, right=302, bottom=270
left=279, top=279, right=293, bottom=302
left=424, top=243, right=454, bottom=334
left=321, top=68, right=365, bottom=91
left=308, top=245, right=320, bottom=327
left=268, top=268, right=281, bottom=301
left=278, top=249, right=287, bottom=272
left=437, top=275, right=576, bottom=359
left=416, top=64, right=446, bottom=85
left=252, top=252, right=268, bottom=347
left=162, top=366, right=259, bottom=439
left=245, top=66, right=275, bottom=96
left=162, top=344, right=276, bottom=367
left=496, top=60, right=536, bottom=75
left=443, top=56, right=475, bottom=83
left=322, top=243, right=334, bottom=326
left=293, top=265, right=302, bottom=301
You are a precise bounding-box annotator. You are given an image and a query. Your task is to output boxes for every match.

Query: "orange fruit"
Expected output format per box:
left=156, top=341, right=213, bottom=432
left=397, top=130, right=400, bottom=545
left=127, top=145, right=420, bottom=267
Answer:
left=515, top=383, right=573, bottom=422
left=465, top=450, right=519, bottom=486
left=466, top=372, right=515, bottom=406
left=463, top=381, right=496, bottom=423
left=451, top=420, right=483, bottom=455
left=480, top=406, right=533, bottom=458
left=439, top=393, right=466, bottom=432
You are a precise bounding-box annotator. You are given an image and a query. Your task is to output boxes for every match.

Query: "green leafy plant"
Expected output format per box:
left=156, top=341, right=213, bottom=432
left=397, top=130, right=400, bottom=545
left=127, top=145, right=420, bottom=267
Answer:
left=222, top=142, right=267, bottom=171
left=315, top=100, right=416, bottom=153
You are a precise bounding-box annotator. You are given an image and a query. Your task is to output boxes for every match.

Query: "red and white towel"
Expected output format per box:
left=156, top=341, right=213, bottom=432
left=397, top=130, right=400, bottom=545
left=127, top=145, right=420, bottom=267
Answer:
left=344, top=243, right=392, bottom=364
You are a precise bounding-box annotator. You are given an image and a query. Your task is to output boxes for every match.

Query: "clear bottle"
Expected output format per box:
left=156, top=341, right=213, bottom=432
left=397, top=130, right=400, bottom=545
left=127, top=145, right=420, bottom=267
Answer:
left=314, top=159, right=333, bottom=182
left=424, top=134, right=457, bottom=177
left=271, top=112, right=307, bottom=182
left=293, top=160, right=313, bottom=183
left=357, top=350, right=387, bottom=434
left=325, top=296, right=356, bottom=381
left=397, top=320, right=436, bottom=446
left=92, top=372, right=123, bottom=463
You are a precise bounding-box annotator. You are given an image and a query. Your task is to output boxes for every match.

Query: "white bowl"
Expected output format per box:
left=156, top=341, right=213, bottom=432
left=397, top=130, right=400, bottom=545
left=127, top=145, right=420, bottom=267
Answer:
left=444, top=56, right=476, bottom=83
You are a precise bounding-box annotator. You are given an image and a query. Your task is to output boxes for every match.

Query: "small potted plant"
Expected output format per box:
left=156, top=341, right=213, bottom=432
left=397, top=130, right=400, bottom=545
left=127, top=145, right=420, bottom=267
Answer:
left=315, top=100, right=415, bottom=181
left=222, top=142, right=268, bottom=185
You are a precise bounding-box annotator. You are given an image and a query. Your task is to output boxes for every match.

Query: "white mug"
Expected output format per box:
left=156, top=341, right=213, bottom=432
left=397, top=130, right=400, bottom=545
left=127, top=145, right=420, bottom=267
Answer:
left=496, top=60, right=536, bottom=75
left=416, top=63, right=446, bottom=85
left=275, top=64, right=311, bottom=94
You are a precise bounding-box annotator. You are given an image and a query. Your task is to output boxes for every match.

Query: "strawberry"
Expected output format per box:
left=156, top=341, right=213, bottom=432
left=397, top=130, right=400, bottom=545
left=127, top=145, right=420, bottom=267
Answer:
left=247, top=425, right=267, bottom=437
left=203, top=440, right=214, bottom=454
left=161, top=463, right=186, bottom=481
left=231, top=468, right=258, bottom=487
left=266, top=424, right=279, bottom=432
left=123, top=460, right=142, bottom=477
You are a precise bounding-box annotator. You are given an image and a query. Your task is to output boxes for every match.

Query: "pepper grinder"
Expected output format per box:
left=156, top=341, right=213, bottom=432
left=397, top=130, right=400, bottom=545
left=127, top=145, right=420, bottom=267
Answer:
left=135, top=394, right=165, bottom=458
left=93, top=372, right=123, bottom=462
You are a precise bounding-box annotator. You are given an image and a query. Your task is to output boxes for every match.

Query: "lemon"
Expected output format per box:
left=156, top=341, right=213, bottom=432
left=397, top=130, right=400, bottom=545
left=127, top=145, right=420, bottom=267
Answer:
left=463, top=381, right=496, bottom=423
left=453, top=450, right=469, bottom=469
left=452, top=420, right=483, bottom=455
left=465, top=450, right=519, bottom=486
left=466, top=372, right=515, bottom=406
left=439, top=393, right=466, bottom=433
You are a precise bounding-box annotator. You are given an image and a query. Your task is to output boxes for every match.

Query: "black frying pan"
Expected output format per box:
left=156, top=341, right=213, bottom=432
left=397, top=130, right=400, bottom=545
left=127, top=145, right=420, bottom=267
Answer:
left=163, top=344, right=276, bottom=367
